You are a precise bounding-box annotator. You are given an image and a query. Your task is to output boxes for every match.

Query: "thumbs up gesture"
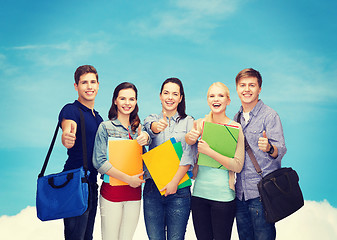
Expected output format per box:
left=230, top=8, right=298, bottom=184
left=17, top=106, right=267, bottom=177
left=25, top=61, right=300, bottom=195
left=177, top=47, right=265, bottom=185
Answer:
left=136, top=124, right=149, bottom=146
left=156, top=112, right=169, bottom=133
left=258, top=130, right=271, bottom=152
left=62, top=120, right=77, bottom=149
left=187, top=121, right=201, bottom=144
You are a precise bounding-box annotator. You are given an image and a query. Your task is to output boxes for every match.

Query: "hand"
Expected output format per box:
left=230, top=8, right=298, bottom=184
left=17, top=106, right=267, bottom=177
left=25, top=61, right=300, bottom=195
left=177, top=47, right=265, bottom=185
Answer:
left=197, top=139, right=210, bottom=155
left=160, top=180, right=178, bottom=197
left=156, top=112, right=168, bottom=132
left=128, top=172, right=145, bottom=188
left=187, top=121, right=201, bottom=143
left=136, top=125, right=148, bottom=146
left=258, top=131, right=271, bottom=152
left=62, top=122, right=76, bottom=149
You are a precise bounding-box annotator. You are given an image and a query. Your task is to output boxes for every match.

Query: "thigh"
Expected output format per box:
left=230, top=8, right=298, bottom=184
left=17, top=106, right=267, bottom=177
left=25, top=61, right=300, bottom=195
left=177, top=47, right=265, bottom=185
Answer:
left=191, top=196, right=213, bottom=240
left=211, top=199, right=236, bottom=240
left=235, top=197, right=255, bottom=240
left=64, top=212, right=89, bottom=240
left=119, top=200, right=141, bottom=240
left=248, top=198, right=276, bottom=240
left=143, top=179, right=166, bottom=240
left=166, top=187, right=191, bottom=240
left=100, top=195, right=123, bottom=240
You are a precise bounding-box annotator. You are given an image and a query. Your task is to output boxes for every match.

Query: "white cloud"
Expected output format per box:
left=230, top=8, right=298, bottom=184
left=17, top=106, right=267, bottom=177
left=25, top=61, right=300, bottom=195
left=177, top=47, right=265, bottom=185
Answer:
left=131, top=0, right=239, bottom=41
left=1, top=200, right=336, bottom=240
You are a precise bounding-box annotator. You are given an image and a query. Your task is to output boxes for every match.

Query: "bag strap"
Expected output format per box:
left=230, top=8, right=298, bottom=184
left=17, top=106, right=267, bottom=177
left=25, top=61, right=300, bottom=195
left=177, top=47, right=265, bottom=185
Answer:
left=38, top=108, right=88, bottom=178
left=237, top=111, right=263, bottom=177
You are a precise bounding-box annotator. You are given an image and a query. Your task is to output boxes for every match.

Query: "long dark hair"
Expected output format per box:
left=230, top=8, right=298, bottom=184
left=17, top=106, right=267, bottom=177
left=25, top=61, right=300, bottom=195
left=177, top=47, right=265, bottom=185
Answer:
left=108, top=82, right=140, bottom=132
left=160, top=77, right=187, bottom=121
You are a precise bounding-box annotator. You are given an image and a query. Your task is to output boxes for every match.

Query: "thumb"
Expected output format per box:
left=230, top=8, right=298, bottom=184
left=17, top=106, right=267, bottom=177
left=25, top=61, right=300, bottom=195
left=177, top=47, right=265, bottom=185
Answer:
left=193, top=121, right=198, bottom=131
left=137, top=124, right=142, bottom=136
left=263, top=130, right=267, bottom=139
left=163, top=112, right=167, bottom=122
left=70, top=122, right=76, bottom=134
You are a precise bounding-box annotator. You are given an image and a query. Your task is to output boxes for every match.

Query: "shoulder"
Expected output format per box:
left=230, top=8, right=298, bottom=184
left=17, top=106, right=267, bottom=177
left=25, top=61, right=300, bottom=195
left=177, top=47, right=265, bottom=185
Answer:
left=59, top=102, right=79, bottom=123
left=144, top=113, right=160, bottom=123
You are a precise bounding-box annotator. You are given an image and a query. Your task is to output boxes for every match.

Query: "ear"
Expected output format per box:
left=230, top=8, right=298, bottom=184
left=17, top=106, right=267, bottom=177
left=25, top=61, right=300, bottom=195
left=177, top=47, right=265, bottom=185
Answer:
left=227, top=98, right=231, bottom=106
left=179, top=95, right=183, bottom=103
left=74, top=83, right=78, bottom=91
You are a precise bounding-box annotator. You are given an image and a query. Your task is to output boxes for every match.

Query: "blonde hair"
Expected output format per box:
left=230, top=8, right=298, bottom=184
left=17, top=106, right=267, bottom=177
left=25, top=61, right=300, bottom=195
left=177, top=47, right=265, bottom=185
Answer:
left=207, top=82, right=230, bottom=99
left=205, top=82, right=230, bottom=122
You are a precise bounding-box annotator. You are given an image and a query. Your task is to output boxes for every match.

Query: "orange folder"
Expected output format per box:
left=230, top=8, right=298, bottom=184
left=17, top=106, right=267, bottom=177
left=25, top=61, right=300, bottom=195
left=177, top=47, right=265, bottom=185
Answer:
left=142, top=139, right=190, bottom=195
left=107, top=139, right=143, bottom=186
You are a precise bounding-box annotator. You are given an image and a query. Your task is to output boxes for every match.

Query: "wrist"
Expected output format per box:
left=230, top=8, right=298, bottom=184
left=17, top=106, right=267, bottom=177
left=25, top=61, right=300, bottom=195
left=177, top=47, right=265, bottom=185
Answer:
left=266, top=140, right=274, bottom=155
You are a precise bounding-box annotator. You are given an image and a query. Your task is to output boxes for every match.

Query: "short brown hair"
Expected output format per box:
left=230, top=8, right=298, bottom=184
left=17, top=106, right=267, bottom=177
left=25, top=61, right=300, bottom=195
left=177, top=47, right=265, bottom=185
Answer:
left=235, top=68, right=262, bottom=88
left=74, top=65, right=98, bottom=85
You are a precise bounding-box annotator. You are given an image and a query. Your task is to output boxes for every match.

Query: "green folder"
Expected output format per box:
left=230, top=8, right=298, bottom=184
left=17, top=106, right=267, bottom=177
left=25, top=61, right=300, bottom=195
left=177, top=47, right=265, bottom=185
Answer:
left=197, top=121, right=239, bottom=170
left=172, top=141, right=192, bottom=189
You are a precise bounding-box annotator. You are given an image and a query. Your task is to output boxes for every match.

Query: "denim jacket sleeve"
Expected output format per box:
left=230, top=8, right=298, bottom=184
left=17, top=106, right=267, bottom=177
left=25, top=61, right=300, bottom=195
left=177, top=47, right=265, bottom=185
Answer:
left=92, top=122, right=112, bottom=174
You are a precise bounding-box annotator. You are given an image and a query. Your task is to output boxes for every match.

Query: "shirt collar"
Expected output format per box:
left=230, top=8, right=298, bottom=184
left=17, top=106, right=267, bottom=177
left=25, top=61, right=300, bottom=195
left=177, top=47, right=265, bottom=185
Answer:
left=250, top=99, right=264, bottom=117
left=160, top=111, right=180, bottom=122
left=110, top=118, right=131, bottom=132
left=239, top=99, right=264, bottom=117
left=74, top=100, right=97, bottom=114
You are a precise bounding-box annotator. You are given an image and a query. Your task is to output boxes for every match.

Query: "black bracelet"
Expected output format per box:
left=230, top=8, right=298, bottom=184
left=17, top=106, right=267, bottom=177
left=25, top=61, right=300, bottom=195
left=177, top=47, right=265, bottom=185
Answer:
left=266, top=140, right=274, bottom=155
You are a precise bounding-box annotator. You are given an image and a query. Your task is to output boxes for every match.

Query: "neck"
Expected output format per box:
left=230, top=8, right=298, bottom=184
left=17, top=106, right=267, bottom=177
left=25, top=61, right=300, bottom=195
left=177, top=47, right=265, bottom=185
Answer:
left=164, top=109, right=177, bottom=118
left=242, top=100, right=258, bottom=113
left=118, top=114, right=130, bottom=129
left=78, top=98, right=95, bottom=110
left=211, top=112, right=230, bottom=125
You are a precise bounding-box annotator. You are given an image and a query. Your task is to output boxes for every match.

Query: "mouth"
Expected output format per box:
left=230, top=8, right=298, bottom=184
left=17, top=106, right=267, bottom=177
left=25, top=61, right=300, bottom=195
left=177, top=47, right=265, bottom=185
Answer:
left=212, top=103, right=222, bottom=109
left=85, top=91, right=95, bottom=95
left=165, top=101, right=175, bottom=107
left=122, top=106, right=132, bottom=111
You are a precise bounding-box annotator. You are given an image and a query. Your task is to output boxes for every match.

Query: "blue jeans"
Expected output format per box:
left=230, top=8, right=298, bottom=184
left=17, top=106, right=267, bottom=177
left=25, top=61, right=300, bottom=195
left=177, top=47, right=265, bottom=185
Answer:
left=64, top=182, right=98, bottom=240
left=143, top=179, right=191, bottom=240
left=236, top=197, right=276, bottom=240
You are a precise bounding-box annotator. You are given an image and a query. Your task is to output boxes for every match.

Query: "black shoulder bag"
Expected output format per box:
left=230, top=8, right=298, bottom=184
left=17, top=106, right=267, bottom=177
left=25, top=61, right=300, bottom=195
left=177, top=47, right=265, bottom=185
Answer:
left=36, top=109, right=90, bottom=221
left=237, top=111, right=304, bottom=223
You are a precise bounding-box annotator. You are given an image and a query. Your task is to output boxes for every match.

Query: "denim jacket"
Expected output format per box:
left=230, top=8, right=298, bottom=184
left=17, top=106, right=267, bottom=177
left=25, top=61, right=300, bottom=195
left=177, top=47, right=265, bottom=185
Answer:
left=92, top=118, right=150, bottom=175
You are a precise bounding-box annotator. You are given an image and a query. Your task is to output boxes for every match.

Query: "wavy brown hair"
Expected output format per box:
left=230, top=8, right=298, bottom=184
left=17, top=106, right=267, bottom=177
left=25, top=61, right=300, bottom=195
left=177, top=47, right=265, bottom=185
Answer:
left=108, top=82, right=140, bottom=132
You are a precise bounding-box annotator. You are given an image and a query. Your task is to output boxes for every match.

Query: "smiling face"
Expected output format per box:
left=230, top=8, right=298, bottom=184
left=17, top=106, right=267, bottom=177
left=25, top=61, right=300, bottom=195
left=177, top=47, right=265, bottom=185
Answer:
left=74, top=73, right=99, bottom=106
left=236, top=77, right=261, bottom=111
left=207, top=84, right=230, bottom=115
left=114, top=88, right=137, bottom=117
left=159, top=82, right=182, bottom=117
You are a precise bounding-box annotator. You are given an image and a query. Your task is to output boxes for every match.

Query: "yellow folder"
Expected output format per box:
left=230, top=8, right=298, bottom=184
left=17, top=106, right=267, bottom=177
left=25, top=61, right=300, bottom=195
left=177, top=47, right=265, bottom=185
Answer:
left=142, top=139, right=190, bottom=195
left=106, top=138, right=143, bottom=186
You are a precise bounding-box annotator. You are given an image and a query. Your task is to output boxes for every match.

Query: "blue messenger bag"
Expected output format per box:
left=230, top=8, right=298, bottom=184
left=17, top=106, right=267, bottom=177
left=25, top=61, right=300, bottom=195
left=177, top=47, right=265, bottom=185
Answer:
left=36, top=109, right=89, bottom=221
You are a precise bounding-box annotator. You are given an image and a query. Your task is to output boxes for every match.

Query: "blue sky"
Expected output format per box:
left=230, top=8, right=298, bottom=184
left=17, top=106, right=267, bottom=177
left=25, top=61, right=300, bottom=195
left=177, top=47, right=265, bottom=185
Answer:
left=1, top=0, right=336, bottom=216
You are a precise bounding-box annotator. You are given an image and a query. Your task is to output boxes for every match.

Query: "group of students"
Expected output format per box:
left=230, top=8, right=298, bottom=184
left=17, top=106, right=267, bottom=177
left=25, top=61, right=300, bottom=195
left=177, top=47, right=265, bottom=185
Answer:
left=58, top=65, right=287, bottom=240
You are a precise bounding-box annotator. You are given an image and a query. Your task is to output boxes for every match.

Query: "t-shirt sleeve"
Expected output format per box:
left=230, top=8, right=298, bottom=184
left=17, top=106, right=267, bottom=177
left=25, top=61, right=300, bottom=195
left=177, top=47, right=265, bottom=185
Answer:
left=58, top=104, right=80, bottom=128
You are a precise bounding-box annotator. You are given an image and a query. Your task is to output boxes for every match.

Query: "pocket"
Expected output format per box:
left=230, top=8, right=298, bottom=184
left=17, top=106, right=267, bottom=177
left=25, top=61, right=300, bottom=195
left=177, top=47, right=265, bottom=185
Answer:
left=173, top=127, right=187, bottom=143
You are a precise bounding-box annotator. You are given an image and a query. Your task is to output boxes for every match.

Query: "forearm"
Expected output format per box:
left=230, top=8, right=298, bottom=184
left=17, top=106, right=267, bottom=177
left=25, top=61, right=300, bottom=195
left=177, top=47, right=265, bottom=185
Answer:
left=105, top=166, right=132, bottom=184
left=170, top=165, right=190, bottom=186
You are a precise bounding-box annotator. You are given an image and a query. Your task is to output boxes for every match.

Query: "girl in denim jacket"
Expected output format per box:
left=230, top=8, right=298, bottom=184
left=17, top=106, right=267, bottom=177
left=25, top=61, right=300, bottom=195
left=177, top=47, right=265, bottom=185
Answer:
left=93, top=82, right=149, bottom=240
